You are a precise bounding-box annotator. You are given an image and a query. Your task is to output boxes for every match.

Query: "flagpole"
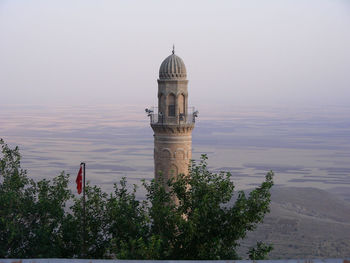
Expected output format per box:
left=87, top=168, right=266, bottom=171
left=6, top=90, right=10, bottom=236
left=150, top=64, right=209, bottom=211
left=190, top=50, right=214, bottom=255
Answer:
left=81, top=162, right=86, bottom=257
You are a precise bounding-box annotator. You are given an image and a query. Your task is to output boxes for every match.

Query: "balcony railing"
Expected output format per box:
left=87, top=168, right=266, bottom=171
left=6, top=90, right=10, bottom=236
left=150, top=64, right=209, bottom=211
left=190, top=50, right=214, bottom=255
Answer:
left=146, top=107, right=198, bottom=125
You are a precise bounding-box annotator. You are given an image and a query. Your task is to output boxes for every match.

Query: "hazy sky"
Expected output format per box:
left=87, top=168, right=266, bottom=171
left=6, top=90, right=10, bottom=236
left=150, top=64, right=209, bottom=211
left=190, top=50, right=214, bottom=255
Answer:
left=1, top=0, right=349, bottom=108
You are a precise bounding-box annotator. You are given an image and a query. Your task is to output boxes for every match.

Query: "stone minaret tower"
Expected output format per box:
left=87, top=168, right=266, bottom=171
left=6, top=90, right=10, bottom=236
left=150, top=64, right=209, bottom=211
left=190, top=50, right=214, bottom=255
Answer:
left=146, top=48, right=197, bottom=188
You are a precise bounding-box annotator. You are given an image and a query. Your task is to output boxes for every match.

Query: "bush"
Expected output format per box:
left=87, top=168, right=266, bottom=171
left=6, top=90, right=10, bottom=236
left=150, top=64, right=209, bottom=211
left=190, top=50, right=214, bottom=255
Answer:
left=0, top=139, right=273, bottom=259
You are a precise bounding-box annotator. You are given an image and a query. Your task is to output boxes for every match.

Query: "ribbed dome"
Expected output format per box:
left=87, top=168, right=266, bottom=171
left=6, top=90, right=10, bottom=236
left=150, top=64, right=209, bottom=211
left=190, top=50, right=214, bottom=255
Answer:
left=159, top=51, right=187, bottom=80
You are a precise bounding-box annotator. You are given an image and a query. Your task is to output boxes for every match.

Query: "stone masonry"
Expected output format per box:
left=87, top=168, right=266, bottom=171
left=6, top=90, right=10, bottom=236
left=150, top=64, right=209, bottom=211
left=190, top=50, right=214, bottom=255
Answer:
left=147, top=48, right=197, bottom=189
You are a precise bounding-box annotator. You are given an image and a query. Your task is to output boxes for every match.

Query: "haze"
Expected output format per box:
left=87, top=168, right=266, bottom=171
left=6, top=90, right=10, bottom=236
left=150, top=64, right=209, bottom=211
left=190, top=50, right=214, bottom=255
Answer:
left=1, top=0, right=350, bottom=108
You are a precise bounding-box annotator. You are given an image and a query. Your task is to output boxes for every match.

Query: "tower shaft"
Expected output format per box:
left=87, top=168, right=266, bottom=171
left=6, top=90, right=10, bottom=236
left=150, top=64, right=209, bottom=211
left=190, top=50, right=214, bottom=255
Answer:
left=147, top=50, right=197, bottom=189
left=152, top=124, right=194, bottom=187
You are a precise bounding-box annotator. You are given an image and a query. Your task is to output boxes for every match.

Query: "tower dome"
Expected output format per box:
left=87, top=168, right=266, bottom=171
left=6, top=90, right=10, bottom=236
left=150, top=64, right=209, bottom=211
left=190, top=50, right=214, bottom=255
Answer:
left=159, top=49, right=187, bottom=80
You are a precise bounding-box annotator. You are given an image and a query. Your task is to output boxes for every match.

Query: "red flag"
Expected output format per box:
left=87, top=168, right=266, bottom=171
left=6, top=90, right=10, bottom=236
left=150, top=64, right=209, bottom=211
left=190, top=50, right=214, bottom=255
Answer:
left=76, top=166, right=82, bottom=194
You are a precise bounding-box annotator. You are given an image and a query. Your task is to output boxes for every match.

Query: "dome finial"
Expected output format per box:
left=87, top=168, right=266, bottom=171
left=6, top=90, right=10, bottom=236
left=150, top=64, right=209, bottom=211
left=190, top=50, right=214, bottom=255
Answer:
left=159, top=49, right=187, bottom=79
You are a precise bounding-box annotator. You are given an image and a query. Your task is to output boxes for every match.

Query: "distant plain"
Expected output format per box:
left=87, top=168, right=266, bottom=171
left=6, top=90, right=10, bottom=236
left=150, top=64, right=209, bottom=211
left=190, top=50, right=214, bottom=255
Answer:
left=1, top=104, right=350, bottom=200
left=2, top=103, right=350, bottom=258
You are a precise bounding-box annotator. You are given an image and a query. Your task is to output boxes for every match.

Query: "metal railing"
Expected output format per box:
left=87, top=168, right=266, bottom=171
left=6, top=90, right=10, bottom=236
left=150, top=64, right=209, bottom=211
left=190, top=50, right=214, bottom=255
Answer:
left=146, top=107, right=198, bottom=125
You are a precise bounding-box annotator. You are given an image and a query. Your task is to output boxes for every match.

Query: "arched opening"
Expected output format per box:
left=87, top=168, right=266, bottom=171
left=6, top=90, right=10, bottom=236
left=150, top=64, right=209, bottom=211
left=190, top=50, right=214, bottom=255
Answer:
left=167, top=94, right=175, bottom=116
left=170, top=164, right=178, bottom=177
left=178, top=94, right=185, bottom=115
left=158, top=93, right=164, bottom=122
left=161, top=148, right=172, bottom=158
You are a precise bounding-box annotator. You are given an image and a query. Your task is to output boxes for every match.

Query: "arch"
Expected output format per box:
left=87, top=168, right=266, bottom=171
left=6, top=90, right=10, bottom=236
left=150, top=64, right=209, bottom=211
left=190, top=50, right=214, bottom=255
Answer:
left=175, top=148, right=185, bottom=160
left=167, top=93, right=176, bottom=116
left=178, top=93, right=185, bottom=115
left=161, top=148, right=172, bottom=158
left=158, top=93, right=165, bottom=119
left=169, top=164, right=178, bottom=177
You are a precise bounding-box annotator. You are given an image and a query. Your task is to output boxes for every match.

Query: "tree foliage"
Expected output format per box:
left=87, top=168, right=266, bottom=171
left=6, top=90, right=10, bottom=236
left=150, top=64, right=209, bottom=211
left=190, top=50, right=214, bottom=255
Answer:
left=0, top=139, right=273, bottom=259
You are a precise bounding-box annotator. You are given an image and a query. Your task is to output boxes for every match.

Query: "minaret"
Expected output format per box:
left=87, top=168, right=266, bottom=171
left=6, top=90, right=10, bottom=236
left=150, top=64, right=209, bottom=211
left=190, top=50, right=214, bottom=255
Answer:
left=146, top=47, right=198, bottom=189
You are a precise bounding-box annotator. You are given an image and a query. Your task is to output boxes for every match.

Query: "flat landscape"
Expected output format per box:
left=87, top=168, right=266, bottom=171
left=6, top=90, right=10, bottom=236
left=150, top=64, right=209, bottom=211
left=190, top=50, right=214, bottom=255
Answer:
left=1, top=104, right=349, bottom=192
left=1, top=104, right=350, bottom=258
left=239, top=187, right=350, bottom=259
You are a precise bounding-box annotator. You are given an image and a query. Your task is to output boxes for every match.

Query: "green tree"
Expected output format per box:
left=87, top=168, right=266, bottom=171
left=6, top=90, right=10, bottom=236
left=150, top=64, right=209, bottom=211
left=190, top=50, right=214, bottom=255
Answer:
left=107, top=155, right=274, bottom=260
left=71, top=183, right=109, bottom=258
left=26, top=172, right=73, bottom=258
left=1, top=139, right=274, bottom=259
left=106, top=178, right=150, bottom=259
left=248, top=241, right=273, bottom=260
left=0, top=140, right=74, bottom=258
left=143, top=155, right=274, bottom=260
left=0, top=139, right=35, bottom=257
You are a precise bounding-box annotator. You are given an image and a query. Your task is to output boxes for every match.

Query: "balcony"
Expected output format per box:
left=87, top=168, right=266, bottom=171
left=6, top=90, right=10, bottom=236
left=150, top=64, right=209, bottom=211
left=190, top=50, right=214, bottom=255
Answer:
left=146, top=107, right=198, bottom=125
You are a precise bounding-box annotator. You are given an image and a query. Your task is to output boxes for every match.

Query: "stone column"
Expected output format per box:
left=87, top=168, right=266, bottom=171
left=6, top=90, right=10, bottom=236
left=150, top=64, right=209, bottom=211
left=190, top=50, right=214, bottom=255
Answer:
left=152, top=124, right=194, bottom=189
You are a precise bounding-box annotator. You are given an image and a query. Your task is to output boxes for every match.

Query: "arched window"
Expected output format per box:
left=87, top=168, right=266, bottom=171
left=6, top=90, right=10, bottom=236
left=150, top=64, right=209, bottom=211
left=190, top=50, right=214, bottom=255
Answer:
left=178, top=94, right=185, bottom=115
left=167, top=94, right=175, bottom=116
left=158, top=93, right=164, bottom=119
